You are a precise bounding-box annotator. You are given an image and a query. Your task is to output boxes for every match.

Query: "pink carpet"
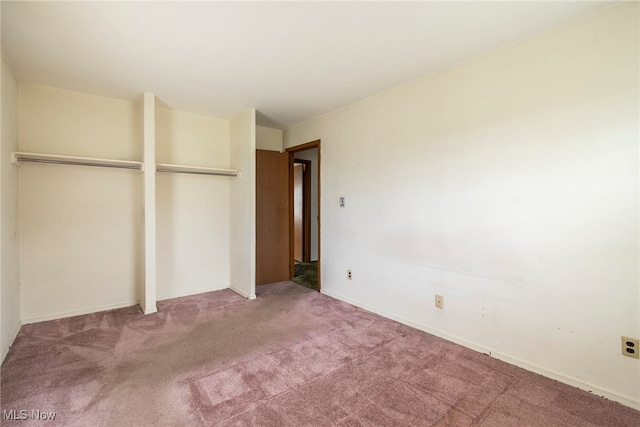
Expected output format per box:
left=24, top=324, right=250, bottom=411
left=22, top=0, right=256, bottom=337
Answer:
left=2, top=282, right=639, bottom=426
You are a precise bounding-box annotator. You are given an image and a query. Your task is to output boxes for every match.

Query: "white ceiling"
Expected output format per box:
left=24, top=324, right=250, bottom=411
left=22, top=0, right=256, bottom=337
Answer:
left=2, top=1, right=616, bottom=128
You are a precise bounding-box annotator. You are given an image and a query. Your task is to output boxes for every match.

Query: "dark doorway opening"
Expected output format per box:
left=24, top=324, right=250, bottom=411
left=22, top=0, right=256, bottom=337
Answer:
left=288, top=140, right=320, bottom=291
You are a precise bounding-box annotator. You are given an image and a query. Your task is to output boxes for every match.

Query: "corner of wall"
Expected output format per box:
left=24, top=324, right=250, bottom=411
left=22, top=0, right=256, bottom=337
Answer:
left=1, top=320, right=22, bottom=364
left=1, top=50, right=22, bottom=364
left=229, top=109, right=257, bottom=300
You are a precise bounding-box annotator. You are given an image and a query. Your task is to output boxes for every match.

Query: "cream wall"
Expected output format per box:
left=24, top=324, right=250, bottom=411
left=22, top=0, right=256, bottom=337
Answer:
left=156, top=108, right=230, bottom=167
left=19, top=84, right=142, bottom=322
left=156, top=107, right=231, bottom=299
left=1, top=53, right=21, bottom=362
left=256, top=126, right=283, bottom=152
left=19, top=83, right=140, bottom=160
left=285, top=2, right=639, bottom=408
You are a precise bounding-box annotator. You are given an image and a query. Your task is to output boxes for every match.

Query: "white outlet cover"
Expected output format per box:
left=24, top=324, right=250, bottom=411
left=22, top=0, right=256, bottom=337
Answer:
left=622, top=336, right=639, bottom=359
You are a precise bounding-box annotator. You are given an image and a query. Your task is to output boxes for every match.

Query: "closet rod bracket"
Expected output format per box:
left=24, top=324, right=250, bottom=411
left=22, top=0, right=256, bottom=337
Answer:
left=11, top=152, right=21, bottom=166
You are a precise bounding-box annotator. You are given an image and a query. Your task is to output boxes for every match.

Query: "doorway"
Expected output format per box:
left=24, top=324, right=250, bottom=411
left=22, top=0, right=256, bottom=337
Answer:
left=293, top=159, right=311, bottom=263
left=288, top=140, right=320, bottom=291
left=255, top=140, right=320, bottom=290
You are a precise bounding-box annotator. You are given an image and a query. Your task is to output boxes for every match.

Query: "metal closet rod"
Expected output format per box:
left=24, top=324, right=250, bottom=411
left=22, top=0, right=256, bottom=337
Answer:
left=155, top=163, right=239, bottom=177
left=12, top=153, right=240, bottom=177
left=12, top=152, right=143, bottom=170
left=18, top=158, right=142, bottom=170
left=156, top=169, right=238, bottom=177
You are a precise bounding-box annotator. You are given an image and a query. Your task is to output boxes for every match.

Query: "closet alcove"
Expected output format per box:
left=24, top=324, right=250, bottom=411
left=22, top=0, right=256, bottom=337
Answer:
left=15, top=85, right=255, bottom=323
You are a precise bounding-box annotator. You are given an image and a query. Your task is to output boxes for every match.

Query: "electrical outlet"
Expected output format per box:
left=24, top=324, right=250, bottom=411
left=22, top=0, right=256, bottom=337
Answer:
left=435, top=294, right=444, bottom=309
left=339, top=197, right=345, bottom=208
left=347, top=270, right=352, bottom=280
left=622, top=336, right=639, bottom=359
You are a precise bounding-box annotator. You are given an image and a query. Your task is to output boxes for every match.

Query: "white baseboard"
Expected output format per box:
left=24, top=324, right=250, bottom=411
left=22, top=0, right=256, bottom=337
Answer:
left=321, top=289, right=640, bottom=411
left=21, top=300, right=140, bottom=325
left=157, top=284, right=229, bottom=302
left=141, top=305, right=158, bottom=315
left=230, top=286, right=256, bottom=300
left=21, top=286, right=232, bottom=324
left=1, top=320, right=23, bottom=364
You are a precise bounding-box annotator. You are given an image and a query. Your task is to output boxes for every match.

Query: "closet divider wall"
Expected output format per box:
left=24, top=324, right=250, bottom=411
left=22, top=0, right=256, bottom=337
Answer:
left=16, top=84, right=247, bottom=323
left=141, top=92, right=157, bottom=314
left=229, top=109, right=257, bottom=300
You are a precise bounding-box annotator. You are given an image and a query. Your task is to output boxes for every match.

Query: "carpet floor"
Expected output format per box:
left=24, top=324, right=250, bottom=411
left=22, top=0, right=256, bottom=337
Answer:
left=1, top=282, right=639, bottom=426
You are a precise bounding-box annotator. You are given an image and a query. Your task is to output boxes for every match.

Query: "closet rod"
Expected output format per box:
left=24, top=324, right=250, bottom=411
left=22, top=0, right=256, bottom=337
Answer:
left=16, top=158, right=142, bottom=170
left=156, top=163, right=239, bottom=177
left=157, top=169, right=238, bottom=177
left=12, top=152, right=143, bottom=170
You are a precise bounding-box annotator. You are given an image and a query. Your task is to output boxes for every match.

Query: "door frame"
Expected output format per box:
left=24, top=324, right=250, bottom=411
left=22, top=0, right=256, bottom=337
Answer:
left=293, top=159, right=312, bottom=263
left=286, top=140, right=320, bottom=289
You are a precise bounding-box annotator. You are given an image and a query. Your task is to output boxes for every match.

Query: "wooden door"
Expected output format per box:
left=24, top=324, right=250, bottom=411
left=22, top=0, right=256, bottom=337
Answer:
left=256, top=150, right=289, bottom=285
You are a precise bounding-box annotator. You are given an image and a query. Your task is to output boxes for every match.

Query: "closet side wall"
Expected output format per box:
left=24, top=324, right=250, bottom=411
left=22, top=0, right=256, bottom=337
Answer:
left=1, top=53, right=21, bottom=361
left=19, top=84, right=142, bottom=322
left=229, top=109, right=256, bottom=299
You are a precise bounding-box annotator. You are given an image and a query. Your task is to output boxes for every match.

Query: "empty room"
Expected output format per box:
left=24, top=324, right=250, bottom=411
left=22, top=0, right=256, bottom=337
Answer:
left=1, top=1, right=639, bottom=426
